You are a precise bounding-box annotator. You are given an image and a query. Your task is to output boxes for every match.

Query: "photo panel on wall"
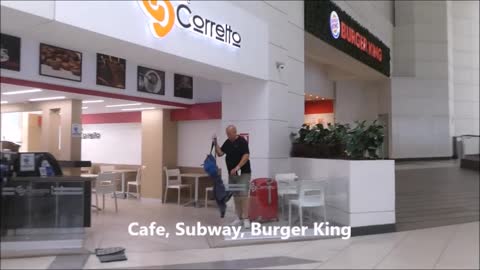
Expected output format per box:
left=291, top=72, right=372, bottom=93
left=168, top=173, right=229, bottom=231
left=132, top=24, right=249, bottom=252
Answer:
left=39, top=43, right=82, bottom=82
left=96, top=53, right=126, bottom=89
left=174, top=73, right=193, bottom=99
left=0, top=33, right=21, bottom=71
left=137, top=66, right=165, bottom=95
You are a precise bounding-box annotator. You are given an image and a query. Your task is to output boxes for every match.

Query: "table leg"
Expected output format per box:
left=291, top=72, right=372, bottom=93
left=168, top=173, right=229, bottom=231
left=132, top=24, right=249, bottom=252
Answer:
left=194, top=177, right=199, bottom=207
left=121, top=173, right=126, bottom=199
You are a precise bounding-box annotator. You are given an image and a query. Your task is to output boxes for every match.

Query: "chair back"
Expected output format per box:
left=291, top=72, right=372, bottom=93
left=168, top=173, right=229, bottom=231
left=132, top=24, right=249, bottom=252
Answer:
left=136, top=165, right=146, bottom=184
left=95, top=172, right=120, bottom=194
left=275, top=173, right=298, bottom=195
left=164, top=167, right=181, bottom=186
left=100, top=165, right=115, bottom=173
left=297, top=180, right=326, bottom=205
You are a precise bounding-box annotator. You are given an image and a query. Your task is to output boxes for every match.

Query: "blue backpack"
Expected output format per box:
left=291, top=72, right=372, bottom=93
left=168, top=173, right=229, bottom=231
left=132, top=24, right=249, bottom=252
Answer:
left=203, top=142, right=219, bottom=177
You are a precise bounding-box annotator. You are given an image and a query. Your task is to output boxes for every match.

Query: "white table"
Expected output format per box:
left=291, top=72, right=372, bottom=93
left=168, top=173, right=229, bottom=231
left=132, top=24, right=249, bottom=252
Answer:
left=180, top=173, right=209, bottom=207
left=106, top=169, right=138, bottom=199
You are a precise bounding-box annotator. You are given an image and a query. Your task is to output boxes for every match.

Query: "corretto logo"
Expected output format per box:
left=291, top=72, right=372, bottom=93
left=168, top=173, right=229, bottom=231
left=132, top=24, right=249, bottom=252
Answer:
left=139, top=0, right=241, bottom=48
left=330, top=11, right=341, bottom=39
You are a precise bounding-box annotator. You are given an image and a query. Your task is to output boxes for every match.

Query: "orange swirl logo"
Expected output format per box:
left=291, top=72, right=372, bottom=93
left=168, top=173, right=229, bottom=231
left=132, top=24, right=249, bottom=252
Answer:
left=139, top=0, right=175, bottom=38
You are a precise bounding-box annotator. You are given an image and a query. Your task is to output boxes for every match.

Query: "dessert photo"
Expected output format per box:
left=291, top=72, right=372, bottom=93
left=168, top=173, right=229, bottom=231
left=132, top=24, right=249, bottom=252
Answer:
left=96, top=53, right=126, bottom=89
left=174, top=73, right=193, bottom=99
left=39, top=43, right=82, bottom=81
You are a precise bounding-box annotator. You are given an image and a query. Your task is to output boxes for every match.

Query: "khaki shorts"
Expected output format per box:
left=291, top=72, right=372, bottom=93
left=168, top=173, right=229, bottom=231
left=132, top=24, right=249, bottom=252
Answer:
left=228, top=173, right=251, bottom=196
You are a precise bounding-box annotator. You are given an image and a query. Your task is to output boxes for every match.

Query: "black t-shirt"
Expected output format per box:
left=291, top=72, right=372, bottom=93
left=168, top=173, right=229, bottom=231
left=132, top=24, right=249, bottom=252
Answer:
left=221, top=136, right=251, bottom=174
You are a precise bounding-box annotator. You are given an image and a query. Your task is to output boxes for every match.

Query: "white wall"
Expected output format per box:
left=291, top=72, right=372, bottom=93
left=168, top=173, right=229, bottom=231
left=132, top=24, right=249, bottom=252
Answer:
left=334, top=81, right=380, bottom=125
left=391, top=1, right=452, bottom=158
left=450, top=1, right=480, bottom=136
left=177, top=120, right=221, bottom=168
left=305, top=57, right=334, bottom=99
left=224, top=1, right=305, bottom=179
left=81, top=123, right=141, bottom=165
left=1, top=112, right=22, bottom=144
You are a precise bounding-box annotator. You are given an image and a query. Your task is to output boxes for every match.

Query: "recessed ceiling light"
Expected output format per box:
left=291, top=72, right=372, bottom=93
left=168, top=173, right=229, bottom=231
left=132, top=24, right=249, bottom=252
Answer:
left=321, top=98, right=325, bottom=100
left=29, top=96, right=66, bottom=102
left=0, top=101, right=8, bottom=104
left=316, top=96, right=319, bottom=99
left=82, top=100, right=104, bottom=104
left=2, top=89, right=42, bottom=95
left=29, top=111, right=42, bottom=115
left=121, top=107, right=155, bottom=111
left=82, top=106, right=88, bottom=109
left=106, top=103, right=142, bottom=108
left=309, top=94, right=313, bottom=97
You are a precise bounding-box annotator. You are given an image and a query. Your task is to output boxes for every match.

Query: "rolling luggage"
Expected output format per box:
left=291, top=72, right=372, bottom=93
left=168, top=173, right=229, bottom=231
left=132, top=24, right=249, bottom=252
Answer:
left=248, top=178, right=278, bottom=222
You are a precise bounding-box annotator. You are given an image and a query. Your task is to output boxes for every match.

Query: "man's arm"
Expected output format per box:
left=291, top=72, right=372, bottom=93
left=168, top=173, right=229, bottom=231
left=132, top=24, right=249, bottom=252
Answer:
left=214, top=138, right=225, bottom=156
left=230, top=153, right=249, bottom=176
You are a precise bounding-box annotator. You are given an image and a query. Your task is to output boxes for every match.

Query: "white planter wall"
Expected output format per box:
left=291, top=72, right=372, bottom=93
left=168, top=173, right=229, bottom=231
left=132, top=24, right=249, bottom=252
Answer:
left=291, top=158, right=395, bottom=227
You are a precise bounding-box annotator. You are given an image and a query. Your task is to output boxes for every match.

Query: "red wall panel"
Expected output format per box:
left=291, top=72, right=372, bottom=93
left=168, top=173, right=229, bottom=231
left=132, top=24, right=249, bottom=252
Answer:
left=305, top=100, right=334, bottom=115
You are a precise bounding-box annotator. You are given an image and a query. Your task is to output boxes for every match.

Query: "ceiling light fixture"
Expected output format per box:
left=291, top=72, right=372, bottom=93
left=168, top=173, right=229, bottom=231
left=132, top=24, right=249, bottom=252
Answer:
left=0, top=101, right=8, bottom=104
left=316, top=96, right=319, bottom=99
left=121, top=107, right=156, bottom=111
left=321, top=98, right=325, bottom=100
left=106, top=103, right=142, bottom=108
left=29, top=96, right=66, bottom=102
left=2, top=89, right=42, bottom=95
left=82, top=107, right=88, bottom=109
left=82, top=100, right=104, bottom=104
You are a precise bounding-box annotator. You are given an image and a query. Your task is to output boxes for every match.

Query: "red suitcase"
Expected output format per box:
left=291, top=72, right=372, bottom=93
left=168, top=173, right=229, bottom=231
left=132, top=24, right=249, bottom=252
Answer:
left=248, top=178, right=278, bottom=222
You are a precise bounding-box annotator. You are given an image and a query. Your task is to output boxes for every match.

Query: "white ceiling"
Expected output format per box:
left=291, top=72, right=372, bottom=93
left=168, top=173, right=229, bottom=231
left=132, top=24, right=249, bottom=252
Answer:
left=0, top=83, right=180, bottom=114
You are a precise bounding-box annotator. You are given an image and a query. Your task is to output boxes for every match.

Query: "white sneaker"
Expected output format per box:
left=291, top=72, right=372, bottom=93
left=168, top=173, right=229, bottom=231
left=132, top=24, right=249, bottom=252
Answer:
left=229, top=219, right=243, bottom=227
left=243, top=219, right=251, bottom=229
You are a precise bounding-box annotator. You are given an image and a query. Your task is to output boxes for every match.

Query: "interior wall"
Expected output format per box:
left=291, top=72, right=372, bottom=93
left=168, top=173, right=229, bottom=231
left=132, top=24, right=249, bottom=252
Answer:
left=334, top=81, right=380, bottom=125
left=177, top=120, right=221, bottom=168
left=305, top=58, right=334, bottom=99
left=227, top=1, right=305, bottom=178
left=1, top=112, right=22, bottom=144
left=141, top=110, right=164, bottom=199
left=81, top=123, right=141, bottom=165
left=450, top=1, right=480, bottom=136
left=391, top=1, right=452, bottom=158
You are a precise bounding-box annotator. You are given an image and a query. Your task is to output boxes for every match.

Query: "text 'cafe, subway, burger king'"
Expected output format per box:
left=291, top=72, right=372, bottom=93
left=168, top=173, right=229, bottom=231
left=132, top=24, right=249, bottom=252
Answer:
left=139, top=0, right=242, bottom=48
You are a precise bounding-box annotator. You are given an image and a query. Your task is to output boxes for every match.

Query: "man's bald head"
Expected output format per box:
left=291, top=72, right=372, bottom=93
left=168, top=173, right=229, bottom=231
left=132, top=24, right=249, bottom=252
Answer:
left=226, top=125, right=238, bottom=141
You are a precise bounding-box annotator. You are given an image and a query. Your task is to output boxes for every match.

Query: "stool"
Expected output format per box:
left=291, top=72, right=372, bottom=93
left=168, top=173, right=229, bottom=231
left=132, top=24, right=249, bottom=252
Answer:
left=205, top=186, right=214, bottom=208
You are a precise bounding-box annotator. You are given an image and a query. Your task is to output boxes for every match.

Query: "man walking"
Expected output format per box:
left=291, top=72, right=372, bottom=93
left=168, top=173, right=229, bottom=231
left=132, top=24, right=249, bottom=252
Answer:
left=213, top=125, right=251, bottom=229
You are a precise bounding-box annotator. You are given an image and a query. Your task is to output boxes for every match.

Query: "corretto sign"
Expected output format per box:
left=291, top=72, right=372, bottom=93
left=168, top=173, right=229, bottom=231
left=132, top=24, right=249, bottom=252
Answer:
left=306, top=0, right=390, bottom=76
left=139, top=0, right=241, bottom=48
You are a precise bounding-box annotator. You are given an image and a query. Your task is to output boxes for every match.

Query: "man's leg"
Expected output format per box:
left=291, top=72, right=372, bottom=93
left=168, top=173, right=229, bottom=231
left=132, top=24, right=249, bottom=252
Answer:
left=240, top=195, right=249, bottom=219
left=234, top=196, right=243, bottom=219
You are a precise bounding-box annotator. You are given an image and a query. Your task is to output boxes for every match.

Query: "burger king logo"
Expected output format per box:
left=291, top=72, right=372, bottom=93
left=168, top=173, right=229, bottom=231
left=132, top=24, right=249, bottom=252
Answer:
left=330, top=11, right=341, bottom=39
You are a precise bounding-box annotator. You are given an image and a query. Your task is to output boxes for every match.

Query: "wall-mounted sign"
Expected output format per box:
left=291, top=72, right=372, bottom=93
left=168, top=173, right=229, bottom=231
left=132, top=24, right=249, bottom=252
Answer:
left=72, top=123, right=82, bottom=138
left=139, top=0, right=242, bottom=48
left=137, top=66, right=165, bottom=95
left=305, top=0, right=390, bottom=76
left=82, top=132, right=101, bottom=139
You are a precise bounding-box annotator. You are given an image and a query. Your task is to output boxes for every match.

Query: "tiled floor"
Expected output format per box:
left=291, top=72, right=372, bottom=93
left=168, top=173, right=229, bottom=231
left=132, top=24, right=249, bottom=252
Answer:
left=1, top=221, right=478, bottom=269
left=396, top=160, right=479, bottom=231
left=2, top=160, right=479, bottom=269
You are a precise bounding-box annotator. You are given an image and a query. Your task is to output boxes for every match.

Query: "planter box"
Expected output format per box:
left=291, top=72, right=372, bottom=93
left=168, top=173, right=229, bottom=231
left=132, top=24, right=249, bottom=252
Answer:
left=291, top=158, right=395, bottom=228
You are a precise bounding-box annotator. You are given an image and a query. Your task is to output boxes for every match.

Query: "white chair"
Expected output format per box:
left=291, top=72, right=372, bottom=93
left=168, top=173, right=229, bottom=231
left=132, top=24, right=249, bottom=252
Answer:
left=275, top=173, right=299, bottom=217
left=163, top=167, right=192, bottom=205
left=93, top=172, right=121, bottom=213
left=100, top=165, right=115, bottom=173
left=205, top=186, right=214, bottom=208
left=127, top=165, right=146, bottom=199
left=288, top=180, right=327, bottom=227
